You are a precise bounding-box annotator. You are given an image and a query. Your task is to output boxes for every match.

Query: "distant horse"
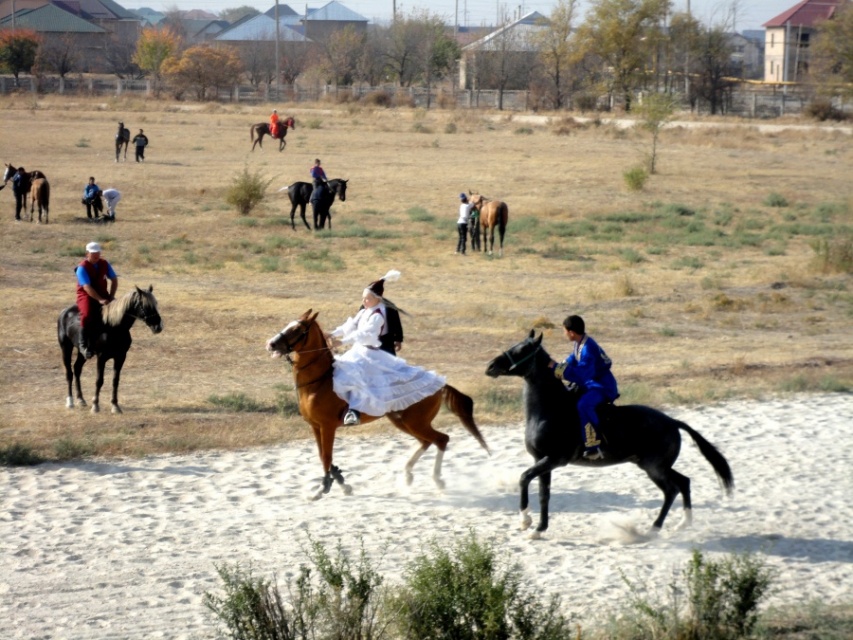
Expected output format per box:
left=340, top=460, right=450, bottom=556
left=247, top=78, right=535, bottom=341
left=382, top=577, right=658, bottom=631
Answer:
left=485, top=331, right=734, bottom=539
left=58, top=286, right=163, bottom=414
left=282, top=178, right=348, bottom=230
left=469, top=192, right=508, bottom=256
left=29, top=175, right=50, bottom=224
left=251, top=116, right=295, bottom=152
left=266, top=310, right=489, bottom=499
left=1, top=163, right=47, bottom=213
left=115, top=122, right=130, bottom=162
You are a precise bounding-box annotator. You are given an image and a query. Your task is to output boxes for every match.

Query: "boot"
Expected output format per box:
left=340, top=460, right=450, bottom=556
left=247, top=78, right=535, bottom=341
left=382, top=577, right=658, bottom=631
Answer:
left=78, top=330, right=94, bottom=359
left=343, top=409, right=360, bottom=426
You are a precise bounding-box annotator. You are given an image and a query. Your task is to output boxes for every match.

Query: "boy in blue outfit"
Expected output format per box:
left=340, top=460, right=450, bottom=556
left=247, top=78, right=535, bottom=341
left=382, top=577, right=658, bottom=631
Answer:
left=547, top=315, right=619, bottom=460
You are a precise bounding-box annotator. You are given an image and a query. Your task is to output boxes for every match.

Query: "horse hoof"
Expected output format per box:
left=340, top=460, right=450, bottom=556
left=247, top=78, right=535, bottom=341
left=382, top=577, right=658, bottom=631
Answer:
left=111, top=404, right=123, bottom=415
left=342, top=484, right=353, bottom=496
left=66, top=397, right=74, bottom=409
left=310, top=490, right=324, bottom=502
left=434, top=477, right=446, bottom=491
left=91, top=404, right=100, bottom=414
left=405, top=471, right=414, bottom=486
left=529, top=530, right=543, bottom=541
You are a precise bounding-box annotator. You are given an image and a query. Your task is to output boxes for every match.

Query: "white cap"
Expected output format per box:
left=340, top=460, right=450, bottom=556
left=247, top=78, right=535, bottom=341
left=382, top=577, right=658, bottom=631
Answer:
left=86, top=242, right=102, bottom=253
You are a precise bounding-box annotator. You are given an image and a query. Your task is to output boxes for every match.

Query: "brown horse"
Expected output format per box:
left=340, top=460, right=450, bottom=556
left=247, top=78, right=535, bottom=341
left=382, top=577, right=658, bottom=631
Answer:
left=29, top=175, right=50, bottom=224
left=266, top=309, right=490, bottom=499
left=469, top=192, right=509, bottom=256
left=251, top=116, right=295, bottom=152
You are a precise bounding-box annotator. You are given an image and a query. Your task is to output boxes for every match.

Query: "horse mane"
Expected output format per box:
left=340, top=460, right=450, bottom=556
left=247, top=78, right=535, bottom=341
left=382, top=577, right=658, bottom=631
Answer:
left=101, top=288, right=157, bottom=326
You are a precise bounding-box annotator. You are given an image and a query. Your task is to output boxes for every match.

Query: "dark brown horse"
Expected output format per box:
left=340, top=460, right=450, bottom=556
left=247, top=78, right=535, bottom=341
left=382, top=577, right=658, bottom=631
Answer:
left=29, top=175, right=50, bottom=224
left=58, top=287, right=163, bottom=414
left=115, top=122, right=130, bottom=162
left=469, top=192, right=509, bottom=256
left=251, top=116, right=295, bottom=151
left=266, top=310, right=490, bottom=498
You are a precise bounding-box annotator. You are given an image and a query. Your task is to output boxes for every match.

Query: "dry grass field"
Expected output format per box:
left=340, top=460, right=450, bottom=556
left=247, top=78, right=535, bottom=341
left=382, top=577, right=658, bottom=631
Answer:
left=1, top=96, right=851, bottom=461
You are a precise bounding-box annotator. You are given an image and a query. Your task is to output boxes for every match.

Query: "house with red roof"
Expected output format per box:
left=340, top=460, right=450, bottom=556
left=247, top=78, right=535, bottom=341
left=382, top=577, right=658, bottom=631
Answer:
left=763, top=0, right=848, bottom=82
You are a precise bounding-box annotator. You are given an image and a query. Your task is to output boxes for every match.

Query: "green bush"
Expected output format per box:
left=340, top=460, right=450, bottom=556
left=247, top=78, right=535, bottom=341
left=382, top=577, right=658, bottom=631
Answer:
left=392, top=532, right=573, bottom=640
left=613, top=550, right=773, bottom=640
left=226, top=166, right=272, bottom=216
left=623, top=166, right=648, bottom=191
left=208, top=393, right=269, bottom=412
left=0, top=443, right=44, bottom=466
left=811, top=237, right=853, bottom=274
left=763, top=192, right=789, bottom=208
left=205, top=538, right=388, bottom=640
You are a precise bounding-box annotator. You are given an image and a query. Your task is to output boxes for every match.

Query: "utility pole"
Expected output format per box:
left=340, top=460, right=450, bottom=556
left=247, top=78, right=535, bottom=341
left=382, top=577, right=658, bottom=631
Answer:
left=275, top=0, right=280, bottom=100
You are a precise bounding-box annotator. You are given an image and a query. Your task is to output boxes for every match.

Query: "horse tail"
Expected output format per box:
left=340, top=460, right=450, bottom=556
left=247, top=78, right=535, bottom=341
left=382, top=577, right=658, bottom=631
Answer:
left=498, top=202, right=508, bottom=233
left=678, top=422, right=734, bottom=495
left=442, top=385, right=490, bottom=454
left=42, top=179, right=50, bottom=208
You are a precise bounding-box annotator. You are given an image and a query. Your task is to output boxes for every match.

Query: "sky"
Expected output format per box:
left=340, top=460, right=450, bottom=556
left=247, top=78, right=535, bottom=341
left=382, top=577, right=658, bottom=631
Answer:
left=129, top=0, right=798, bottom=32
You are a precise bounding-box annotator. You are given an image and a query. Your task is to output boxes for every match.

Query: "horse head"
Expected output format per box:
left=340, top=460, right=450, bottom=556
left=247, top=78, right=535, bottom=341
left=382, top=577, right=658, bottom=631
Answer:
left=468, top=193, right=486, bottom=210
left=132, top=285, right=163, bottom=333
left=333, top=179, right=348, bottom=202
left=2, top=163, right=14, bottom=184
left=266, top=309, right=322, bottom=359
left=486, top=330, right=544, bottom=378
left=284, top=117, right=295, bottom=130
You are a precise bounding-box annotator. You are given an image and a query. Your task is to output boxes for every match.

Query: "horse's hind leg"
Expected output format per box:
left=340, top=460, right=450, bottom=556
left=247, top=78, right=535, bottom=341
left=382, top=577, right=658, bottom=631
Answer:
left=92, top=357, right=107, bottom=413
left=644, top=466, right=690, bottom=530
left=300, top=204, right=310, bottom=230
left=329, top=464, right=353, bottom=495
left=62, top=343, right=75, bottom=408
left=388, top=412, right=449, bottom=489
left=73, top=353, right=87, bottom=407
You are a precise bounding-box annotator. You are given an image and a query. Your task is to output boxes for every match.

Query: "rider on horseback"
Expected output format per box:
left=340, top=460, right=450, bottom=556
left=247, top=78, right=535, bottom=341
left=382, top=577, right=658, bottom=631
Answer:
left=548, top=315, right=619, bottom=461
left=269, top=109, right=280, bottom=139
left=75, top=242, right=118, bottom=359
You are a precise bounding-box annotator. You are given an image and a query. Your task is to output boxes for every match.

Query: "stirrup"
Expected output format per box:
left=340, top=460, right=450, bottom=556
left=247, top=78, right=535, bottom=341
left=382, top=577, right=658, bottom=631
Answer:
left=343, top=410, right=360, bottom=426
left=583, top=447, right=604, bottom=461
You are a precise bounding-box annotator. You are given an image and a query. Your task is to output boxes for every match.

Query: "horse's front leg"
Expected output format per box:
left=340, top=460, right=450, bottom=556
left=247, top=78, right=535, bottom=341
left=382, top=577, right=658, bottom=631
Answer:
left=62, top=344, right=75, bottom=408
left=300, top=204, right=310, bottom=231
left=330, top=464, right=352, bottom=495
left=91, top=356, right=107, bottom=413
left=311, top=423, right=338, bottom=500
left=110, top=353, right=126, bottom=414
left=519, top=456, right=557, bottom=538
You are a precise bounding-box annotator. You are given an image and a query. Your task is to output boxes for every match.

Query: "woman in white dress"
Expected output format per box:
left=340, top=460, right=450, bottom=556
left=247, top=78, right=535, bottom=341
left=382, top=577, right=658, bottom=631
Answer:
left=325, top=270, right=445, bottom=425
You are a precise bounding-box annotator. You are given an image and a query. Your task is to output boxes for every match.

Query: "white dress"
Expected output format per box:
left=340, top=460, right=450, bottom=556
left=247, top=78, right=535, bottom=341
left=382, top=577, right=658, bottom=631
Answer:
left=330, top=304, right=445, bottom=417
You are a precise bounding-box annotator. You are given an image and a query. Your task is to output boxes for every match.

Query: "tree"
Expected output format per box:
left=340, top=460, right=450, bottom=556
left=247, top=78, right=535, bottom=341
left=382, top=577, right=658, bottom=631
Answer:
left=34, top=34, right=79, bottom=78
left=104, top=33, right=140, bottom=78
left=693, top=25, right=736, bottom=115
left=575, top=0, right=670, bottom=111
left=534, top=0, right=579, bottom=109
left=218, top=6, right=260, bottom=23
left=810, top=2, right=853, bottom=101
left=667, top=12, right=702, bottom=99
left=382, top=10, right=437, bottom=87
left=322, top=25, right=364, bottom=86
left=637, top=92, right=675, bottom=173
left=419, top=20, right=459, bottom=108
left=162, top=44, right=243, bottom=101
left=0, top=29, right=41, bottom=87
left=471, top=13, right=539, bottom=110
left=133, top=27, right=182, bottom=95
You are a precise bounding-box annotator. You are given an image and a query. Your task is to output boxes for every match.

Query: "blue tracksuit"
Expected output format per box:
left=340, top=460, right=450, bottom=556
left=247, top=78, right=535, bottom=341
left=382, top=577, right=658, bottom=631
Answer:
left=557, top=335, right=619, bottom=431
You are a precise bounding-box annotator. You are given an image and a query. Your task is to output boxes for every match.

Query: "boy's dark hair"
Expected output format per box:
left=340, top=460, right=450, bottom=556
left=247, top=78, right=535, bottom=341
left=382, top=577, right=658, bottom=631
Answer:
left=563, top=315, right=585, bottom=334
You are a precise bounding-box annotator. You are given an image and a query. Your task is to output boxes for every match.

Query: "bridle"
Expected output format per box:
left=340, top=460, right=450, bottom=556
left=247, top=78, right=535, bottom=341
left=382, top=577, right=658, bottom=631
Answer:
left=501, top=341, right=541, bottom=374
left=271, top=321, right=333, bottom=387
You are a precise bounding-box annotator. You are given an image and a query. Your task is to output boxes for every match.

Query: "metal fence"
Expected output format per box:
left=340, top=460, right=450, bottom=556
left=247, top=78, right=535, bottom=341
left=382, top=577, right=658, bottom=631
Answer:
left=0, top=74, right=839, bottom=118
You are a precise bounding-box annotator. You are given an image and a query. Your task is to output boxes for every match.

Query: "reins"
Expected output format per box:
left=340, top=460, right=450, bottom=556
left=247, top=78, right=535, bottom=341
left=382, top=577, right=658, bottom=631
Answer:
left=504, top=343, right=541, bottom=374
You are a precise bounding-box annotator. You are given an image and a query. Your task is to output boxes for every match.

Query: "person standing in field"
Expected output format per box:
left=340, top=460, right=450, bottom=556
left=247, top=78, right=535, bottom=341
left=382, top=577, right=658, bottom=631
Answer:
left=132, top=129, right=148, bottom=162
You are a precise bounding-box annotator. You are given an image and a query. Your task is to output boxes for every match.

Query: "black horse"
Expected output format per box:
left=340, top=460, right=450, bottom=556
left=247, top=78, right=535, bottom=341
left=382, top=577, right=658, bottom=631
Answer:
left=283, top=178, right=348, bottom=230
left=115, top=122, right=130, bottom=162
left=58, top=286, right=163, bottom=414
left=485, top=331, right=734, bottom=539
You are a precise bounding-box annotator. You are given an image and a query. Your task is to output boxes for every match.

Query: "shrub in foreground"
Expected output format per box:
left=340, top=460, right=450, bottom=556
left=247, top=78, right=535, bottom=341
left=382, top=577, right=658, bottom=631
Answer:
left=391, top=532, right=574, bottom=640
left=607, top=549, right=773, bottom=640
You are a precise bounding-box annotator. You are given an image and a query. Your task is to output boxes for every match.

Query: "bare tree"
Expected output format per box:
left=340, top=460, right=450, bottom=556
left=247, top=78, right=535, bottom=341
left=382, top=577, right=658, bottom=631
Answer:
left=34, top=34, right=79, bottom=78
left=533, top=0, right=579, bottom=109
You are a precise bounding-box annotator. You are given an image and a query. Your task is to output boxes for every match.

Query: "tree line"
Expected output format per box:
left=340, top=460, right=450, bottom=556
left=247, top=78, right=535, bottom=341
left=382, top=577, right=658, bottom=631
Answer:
left=2, top=0, right=851, bottom=111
